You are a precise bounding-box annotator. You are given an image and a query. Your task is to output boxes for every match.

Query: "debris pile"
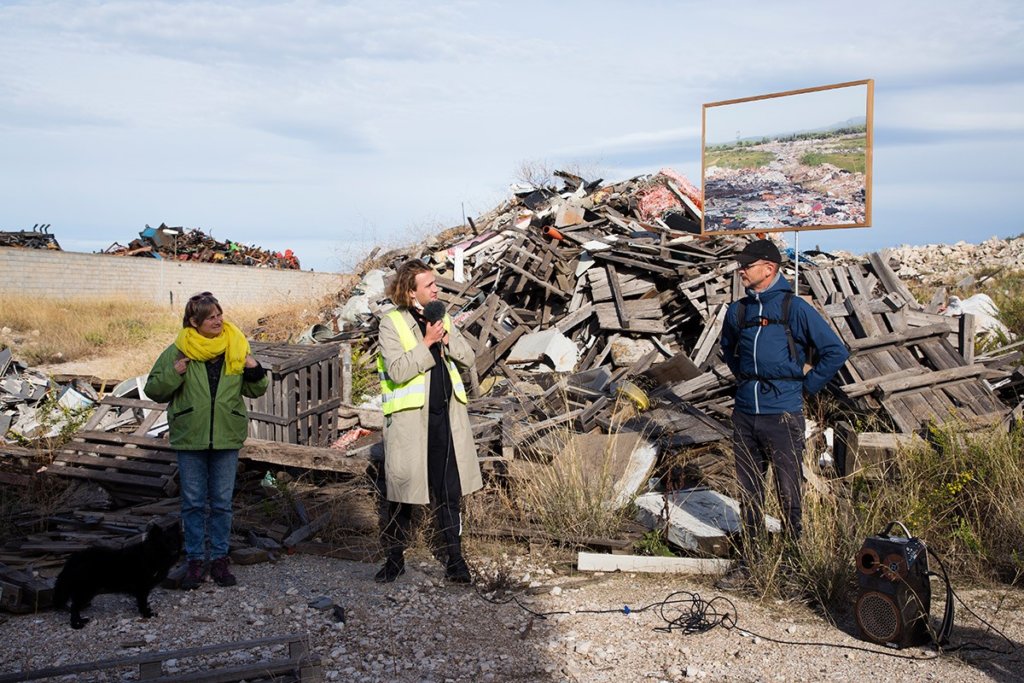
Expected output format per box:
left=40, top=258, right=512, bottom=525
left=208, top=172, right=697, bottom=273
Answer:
left=102, top=223, right=301, bottom=269
left=2, top=168, right=1023, bottom=599
left=0, top=348, right=96, bottom=445
left=0, top=224, right=60, bottom=250
left=302, top=168, right=1022, bottom=551
left=883, top=236, right=1024, bottom=288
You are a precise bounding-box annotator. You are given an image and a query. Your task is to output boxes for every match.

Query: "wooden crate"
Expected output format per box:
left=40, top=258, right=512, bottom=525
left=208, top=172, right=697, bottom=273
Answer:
left=248, top=342, right=345, bottom=446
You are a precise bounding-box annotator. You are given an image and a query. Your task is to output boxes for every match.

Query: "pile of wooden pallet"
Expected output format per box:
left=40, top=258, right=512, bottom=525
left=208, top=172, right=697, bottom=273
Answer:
left=4, top=169, right=1023, bottom=587
left=330, top=170, right=1020, bottom=489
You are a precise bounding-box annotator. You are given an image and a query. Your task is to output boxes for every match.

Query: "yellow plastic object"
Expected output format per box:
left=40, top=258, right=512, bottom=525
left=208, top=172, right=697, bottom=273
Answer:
left=616, top=380, right=649, bottom=411
left=479, top=375, right=497, bottom=396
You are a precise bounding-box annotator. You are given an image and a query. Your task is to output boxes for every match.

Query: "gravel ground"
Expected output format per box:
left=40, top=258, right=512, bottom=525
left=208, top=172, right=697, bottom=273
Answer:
left=2, top=551, right=1023, bottom=682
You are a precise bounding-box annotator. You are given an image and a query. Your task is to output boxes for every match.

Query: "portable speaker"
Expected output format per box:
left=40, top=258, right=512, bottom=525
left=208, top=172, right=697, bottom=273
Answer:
left=854, top=522, right=931, bottom=648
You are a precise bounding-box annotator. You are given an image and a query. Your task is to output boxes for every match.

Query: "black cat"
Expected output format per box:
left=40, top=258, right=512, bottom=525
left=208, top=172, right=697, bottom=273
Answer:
left=53, top=523, right=182, bottom=629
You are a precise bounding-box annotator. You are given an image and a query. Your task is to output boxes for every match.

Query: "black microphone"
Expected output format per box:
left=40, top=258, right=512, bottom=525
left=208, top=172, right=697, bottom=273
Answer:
left=422, top=300, right=445, bottom=324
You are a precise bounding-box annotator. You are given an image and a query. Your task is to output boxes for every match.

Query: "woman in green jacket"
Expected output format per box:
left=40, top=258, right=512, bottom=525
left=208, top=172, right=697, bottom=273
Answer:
left=145, top=292, right=268, bottom=590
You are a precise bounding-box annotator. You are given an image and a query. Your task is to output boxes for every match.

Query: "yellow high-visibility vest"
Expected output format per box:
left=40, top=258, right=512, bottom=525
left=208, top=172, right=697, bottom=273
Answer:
left=378, top=309, right=468, bottom=415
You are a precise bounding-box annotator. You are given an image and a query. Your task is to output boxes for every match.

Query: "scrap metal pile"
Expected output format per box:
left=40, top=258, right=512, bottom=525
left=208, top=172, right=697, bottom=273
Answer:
left=102, top=223, right=301, bottom=269
left=0, top=224, right=60, bottom=250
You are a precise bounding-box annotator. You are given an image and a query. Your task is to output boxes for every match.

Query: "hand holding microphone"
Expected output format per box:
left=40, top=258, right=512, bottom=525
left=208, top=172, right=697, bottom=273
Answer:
left=422, top=300, right=448, bottom=348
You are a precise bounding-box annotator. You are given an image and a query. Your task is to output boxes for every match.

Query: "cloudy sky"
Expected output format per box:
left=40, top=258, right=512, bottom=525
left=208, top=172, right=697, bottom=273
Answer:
left=2, top=0, right=1022, bottom=272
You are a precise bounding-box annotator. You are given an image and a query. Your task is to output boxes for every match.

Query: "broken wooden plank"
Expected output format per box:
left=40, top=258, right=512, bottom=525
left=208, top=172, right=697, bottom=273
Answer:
left=846, top=323, right=953, bottom=353
left=502, top=260, right=570, bottom=299
left=0, top=634, right=322, bottom=683
left=577, top=552, right=731, bottom=575
left=241, top=437, right=375, bottom=474
left=875, top=364, right=986, bottom=399
left=475, top=325, right=527, bottom=376
left=605, top=263, right=631, bottom=330
left=866, top=251, right=922, bottom=310
left=841, top=366, right=928, bottom=398
left=592, top=251, right=676, bottom=276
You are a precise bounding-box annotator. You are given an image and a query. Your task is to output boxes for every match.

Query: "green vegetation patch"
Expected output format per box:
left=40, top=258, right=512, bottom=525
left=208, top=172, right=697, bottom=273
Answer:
left=832, top=135, right=867, bottom=150
left=800, top=151, right=866, bottom=174
left=706, top=148, right=775, bottom=170
left=982, top=270, right=1024, bottom=339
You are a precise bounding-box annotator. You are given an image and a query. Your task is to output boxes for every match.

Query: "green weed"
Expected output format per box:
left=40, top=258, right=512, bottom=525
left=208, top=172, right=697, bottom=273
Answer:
left=800, top=151, right=866, bottom=174
left=635, top=529, right=675, bottom=557
left=706, top=148, right=775, bottom=170
left=349, top=342, right=378, bottom=405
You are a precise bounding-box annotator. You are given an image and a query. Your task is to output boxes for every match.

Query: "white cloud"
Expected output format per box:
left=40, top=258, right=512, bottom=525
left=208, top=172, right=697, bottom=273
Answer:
left=880, top=83, right=1024, bottom=133
left=1, top=0, right=1023, bottom=271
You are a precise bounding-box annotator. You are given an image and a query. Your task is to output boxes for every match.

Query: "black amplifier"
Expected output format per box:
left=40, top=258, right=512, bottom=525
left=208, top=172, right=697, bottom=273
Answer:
left=854, top=522, right=931, bottom=648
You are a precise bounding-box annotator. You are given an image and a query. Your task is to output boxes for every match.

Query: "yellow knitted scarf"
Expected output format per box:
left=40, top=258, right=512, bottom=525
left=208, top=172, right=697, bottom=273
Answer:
left=174, top=320, right=250, bottom=375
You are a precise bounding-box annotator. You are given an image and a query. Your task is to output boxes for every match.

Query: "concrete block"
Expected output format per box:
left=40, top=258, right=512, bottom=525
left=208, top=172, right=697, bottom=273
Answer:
left=507, top=328, right=579, bottom=372
left=635, top=488, right=782, bottom=556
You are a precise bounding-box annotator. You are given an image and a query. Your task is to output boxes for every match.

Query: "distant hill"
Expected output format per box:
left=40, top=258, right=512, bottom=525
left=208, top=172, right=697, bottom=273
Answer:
left=720, top=116, right=867, bottom=146
left=798, top=116, right=867, bottom=136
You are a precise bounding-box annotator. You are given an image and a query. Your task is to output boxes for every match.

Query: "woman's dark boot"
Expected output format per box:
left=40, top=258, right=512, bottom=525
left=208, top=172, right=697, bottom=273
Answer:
left=375, top=552, right=405, bottom=583
left=445, top=554, right=471, bottom=584
left=443, top=535, right=471, bottom=584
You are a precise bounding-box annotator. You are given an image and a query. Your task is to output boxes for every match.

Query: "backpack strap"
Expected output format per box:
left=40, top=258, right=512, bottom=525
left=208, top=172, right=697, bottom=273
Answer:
left=736, top=292, right=798, bottom=362
left=736, top=300, right=747, bottom=334
left=781, top=292, right=797, bottom=362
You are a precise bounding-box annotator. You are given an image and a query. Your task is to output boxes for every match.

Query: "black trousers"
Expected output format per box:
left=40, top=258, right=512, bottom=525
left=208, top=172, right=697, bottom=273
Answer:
left=380, top=410, right=463, bottom=561
left=731, top=410, right=805, bottom=555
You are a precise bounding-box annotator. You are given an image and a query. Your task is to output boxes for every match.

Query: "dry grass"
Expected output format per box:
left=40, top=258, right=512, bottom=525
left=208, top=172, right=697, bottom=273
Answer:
left=0, top=294, right=321, bottom=379
left=741, top=418, right=1024, bottom=615
left=483, top=397, right=642, bottom=547
left=0, top=295, right=180, bottom=368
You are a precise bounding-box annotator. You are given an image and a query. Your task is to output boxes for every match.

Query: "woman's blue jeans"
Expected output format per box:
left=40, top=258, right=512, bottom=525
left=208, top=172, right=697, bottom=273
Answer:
left=177, top=449, right=239, bottom=562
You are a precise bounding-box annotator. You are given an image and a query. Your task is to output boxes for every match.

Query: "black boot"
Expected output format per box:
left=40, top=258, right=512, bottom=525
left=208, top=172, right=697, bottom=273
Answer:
left=444, top=536, right=471, bottom=584
left=374, top=553, right=405, bottom=583
left=445, top=554, right=471, bottom=584
left=377, top=499, right=410, bottom=583
left=436, top=488, right=469, bottom=584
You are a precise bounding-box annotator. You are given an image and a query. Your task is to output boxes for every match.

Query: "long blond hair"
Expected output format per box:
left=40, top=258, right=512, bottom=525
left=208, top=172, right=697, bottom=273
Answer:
left=386, top=260, right=432, bottom=309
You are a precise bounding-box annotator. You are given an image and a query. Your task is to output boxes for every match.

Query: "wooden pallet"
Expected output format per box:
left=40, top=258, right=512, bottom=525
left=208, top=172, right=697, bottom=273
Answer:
left=824, top=293, right=1006, bottom=432
left=49, top=397, right=177, bottom=502
left=0, top=634, right=322, bottom=683
left=249, top=342, right=344, bottom=446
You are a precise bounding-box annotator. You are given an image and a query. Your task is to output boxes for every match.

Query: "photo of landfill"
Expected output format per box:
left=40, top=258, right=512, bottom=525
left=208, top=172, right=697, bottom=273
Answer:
left=702, top=80, right=873, bottom=234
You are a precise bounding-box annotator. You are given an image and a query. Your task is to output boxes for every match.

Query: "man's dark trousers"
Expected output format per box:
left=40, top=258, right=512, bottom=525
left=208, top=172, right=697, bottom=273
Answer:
left=732, top=410, right=805, bottom=551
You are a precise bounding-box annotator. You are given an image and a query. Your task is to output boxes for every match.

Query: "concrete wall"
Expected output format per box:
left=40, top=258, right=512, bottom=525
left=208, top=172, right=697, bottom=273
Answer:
left=0, top=247, right=343, bottom=308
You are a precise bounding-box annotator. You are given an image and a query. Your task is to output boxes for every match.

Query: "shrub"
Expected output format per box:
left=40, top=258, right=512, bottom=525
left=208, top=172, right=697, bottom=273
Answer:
left=498, top=396, right=640, bottom=546
left=747, top=419, right=1024, bottom=614
left=635, top=529, right=675, bottom=557
left=348, top=342, right=378, bottom=405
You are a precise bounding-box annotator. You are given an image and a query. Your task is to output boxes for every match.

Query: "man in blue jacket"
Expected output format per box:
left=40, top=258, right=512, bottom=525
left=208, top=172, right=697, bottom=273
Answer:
left=716, top=239, right=849, bottom=590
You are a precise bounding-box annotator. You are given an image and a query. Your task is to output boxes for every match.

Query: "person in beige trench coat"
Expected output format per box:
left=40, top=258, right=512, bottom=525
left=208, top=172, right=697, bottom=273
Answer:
left=375, top=259, right=483, bottom=583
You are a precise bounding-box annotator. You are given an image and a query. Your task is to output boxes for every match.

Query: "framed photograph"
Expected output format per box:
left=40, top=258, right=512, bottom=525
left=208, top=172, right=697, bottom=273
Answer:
left=701, top=79, right=873, bottom=235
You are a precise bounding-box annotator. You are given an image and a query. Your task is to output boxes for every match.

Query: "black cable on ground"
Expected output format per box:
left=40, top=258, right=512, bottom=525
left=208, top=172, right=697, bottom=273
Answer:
left=464, top=531, right=1023, bottom=666
left=922, top=547, right=1022, bottom=661
left=471, top=569, right=1022, bottom=664
left=472, top=579, right=944, bottom=660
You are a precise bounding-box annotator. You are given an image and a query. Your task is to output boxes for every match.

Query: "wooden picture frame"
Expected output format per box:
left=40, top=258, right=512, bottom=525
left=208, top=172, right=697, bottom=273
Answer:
left=701, top=79, right=874, bottom=235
